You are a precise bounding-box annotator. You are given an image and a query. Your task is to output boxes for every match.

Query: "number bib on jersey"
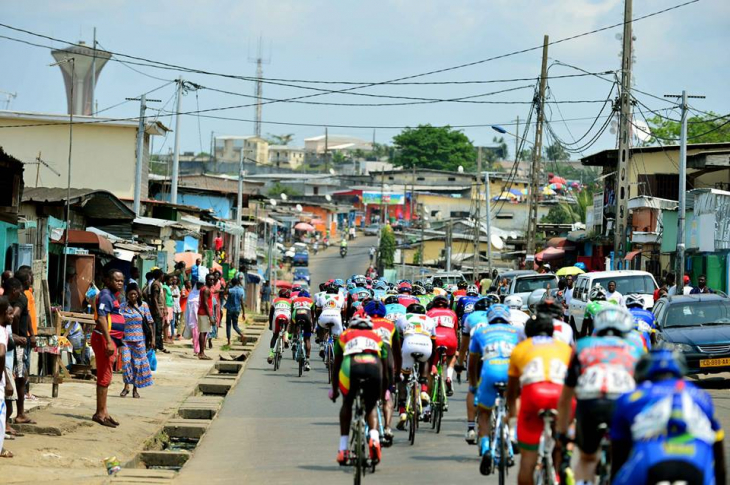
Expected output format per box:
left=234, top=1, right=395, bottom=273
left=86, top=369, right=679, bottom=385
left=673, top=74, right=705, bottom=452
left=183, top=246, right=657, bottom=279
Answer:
left=482, top=341, right=515, bottom=361
left=576, top=364, right=635, bottom=400
left=437, top=315, right=455, bottom=328
left=374, top=327, right=393, bottom=346
left=520, top=356, right=568, bottom=386
left=344, top=336, right=380, bottom=356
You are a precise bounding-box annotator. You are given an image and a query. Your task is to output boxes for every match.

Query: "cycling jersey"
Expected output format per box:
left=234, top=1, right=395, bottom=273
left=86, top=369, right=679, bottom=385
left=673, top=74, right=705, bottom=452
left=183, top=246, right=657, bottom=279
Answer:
left=371, top=317, right=396, bottom=350
left=372, top=288, right=386, bottom=301
left=508, top=336, right=572, bottom=450
left=336, top=327, right=384, bottom=407
left=427, top=307, right=458, bottom=356
left=432, top=287, right=447, bottom=296
left=398, top=313, right=437, bottom=370
left=318, top=293, right=345, bottom=336
left=384, top=302, right=407, bottom=328
left=509, top=309, right=529, bottom=331
left=584, top=300, right=616, bottom=321
left=455, top=295, right=480, bottom=325
left=396, top=294, right=419, bottom=308
left=629, top=307, right=656, bottom=350
left=418, top=294, right=434, bottom=308
left=611, top=378, right=723, bottom=485
left=291, top=296, right=314, bottom=336
left=462, top=310, right=488, bottom=336
left=313, top=291, right=326, bottom=309
left=469, top=324, right=519, bottom=409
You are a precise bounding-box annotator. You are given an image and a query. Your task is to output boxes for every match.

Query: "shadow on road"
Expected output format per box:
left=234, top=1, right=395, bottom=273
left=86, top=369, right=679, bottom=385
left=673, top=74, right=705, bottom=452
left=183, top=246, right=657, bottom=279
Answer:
left=690, top=375, right=730, bottom=390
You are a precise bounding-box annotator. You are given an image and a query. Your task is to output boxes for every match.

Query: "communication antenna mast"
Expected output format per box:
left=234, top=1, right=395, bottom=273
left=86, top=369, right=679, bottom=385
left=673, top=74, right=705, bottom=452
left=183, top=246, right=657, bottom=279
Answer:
left=248, top=37, right=271, bottom=137
left=0, top=90, right=17, bottom=110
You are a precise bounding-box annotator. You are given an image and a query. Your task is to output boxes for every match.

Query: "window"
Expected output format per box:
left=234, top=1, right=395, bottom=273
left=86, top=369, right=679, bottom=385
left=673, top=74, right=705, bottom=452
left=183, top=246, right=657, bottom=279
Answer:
left=514, top=276, right=558, bottom=293
left=313, top=187, right=319, bottom=195
left=448, top=177, right=456, bottom=181
left=663, top=301, right=730, bottom=328
left=591, top=275, right=657, bottom=294
left=388, top=176, right=394, bottom=180
left=417, top=177, right=425, bottom=181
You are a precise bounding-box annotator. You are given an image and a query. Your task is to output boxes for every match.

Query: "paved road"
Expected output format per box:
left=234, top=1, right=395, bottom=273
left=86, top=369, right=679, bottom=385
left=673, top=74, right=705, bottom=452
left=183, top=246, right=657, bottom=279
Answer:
left=179, top=235, right=502, bottom=484
left=178, top=236, right=730, bottom=484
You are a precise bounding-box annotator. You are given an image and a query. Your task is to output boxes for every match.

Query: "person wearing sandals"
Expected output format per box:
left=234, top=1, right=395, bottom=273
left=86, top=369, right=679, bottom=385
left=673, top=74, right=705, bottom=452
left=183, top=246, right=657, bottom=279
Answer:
left=0, top=296, right=14, bottom=458
left=119, top=285, right=153, bottom=399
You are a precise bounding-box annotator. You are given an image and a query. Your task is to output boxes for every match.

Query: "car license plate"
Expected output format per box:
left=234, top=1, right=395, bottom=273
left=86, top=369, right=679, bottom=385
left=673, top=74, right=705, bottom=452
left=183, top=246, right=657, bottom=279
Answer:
left=699, top=358, right=730, bottom=368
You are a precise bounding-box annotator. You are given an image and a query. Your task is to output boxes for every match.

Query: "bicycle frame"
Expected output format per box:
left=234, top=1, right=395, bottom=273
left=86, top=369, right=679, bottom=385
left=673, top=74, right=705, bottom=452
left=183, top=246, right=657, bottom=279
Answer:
left=490, top=384, right=512, bottom=485
left=430, top=347, right=448, bottom=433
left=405, top=361, right=422, bottom=445
left=535, top=409, right=558, bottom=485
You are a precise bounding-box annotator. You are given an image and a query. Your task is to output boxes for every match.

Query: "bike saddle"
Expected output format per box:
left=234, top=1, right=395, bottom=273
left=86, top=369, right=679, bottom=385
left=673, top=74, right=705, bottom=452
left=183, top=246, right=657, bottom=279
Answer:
left=539, top=409, right=558, bottom=419
left=436, top=345, right=448, bottom=353
left=493, top=382, right=508, bottom=392
left=410, top=352, right=425, bottom=360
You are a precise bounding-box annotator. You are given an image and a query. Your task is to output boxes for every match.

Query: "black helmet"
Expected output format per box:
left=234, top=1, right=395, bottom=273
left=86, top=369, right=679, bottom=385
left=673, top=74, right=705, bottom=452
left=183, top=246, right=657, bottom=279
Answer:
left=474, top=297, right=490, bottom=313
left=406, top=303, right=426, bottom=315
left=525, top=311, right=554, bottom=338
left=432, top=277, right=444, bottom=288
left=431, top=295, right=449, bottom=308
left=424, top=282, right=434, bottom=293
left=457, top=281, right=468, bottom=289
left=384, top=295, right=400, bottom=305
left=535, top=298, right=563, bottom=321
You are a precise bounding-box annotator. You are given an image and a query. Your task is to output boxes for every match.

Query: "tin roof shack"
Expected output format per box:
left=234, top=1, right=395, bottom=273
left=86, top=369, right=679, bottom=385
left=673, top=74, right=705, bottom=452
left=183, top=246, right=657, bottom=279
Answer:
left=0, top=148, right=24, bottom=273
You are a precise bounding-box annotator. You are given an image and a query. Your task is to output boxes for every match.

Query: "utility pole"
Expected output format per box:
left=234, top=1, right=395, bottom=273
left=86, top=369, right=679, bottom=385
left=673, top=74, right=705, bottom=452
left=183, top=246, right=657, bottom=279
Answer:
left=90, top=27, right=97, bottom=116
left=613, top=0, right=634, bottom=269
left=249, top=37, right=270, bottom=138
left=526, top=35, right=549, bottom=258
left=445, top=220, right=452, bottom=271
left=411, top=164, right=416, bottom=221
left=128, top=94, right=161, bottom=216
left=484, top=171, right=493, bottom=276
left=419, top=204, right=425, bottom=276
left=474, top=148, right=483, bottom=281
left=515, top=115, right=520, bottom=162
left=666, top=90, right=705, bottom=293
left=170, top=77, right=184, bottom=204
left=380, top=168, right=386, bottom=225
left=234, top=149, right=246, bottom=269
left=324, top=127, right=329, bottom=171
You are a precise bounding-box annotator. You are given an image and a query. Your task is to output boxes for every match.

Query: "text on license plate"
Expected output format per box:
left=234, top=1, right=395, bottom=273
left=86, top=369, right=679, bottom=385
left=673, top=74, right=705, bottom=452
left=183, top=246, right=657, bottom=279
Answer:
left=699, top=358, right=730, bottom=368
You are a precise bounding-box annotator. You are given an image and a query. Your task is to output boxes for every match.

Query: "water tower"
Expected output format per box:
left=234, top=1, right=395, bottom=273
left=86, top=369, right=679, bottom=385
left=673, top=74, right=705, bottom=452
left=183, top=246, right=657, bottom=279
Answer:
left=51, top=41, right=111, bottom=116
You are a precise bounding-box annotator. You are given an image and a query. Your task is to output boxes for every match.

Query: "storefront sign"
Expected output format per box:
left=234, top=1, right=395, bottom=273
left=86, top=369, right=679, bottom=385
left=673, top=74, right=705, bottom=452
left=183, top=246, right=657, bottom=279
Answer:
left=362, top=191, right=405, bottom=205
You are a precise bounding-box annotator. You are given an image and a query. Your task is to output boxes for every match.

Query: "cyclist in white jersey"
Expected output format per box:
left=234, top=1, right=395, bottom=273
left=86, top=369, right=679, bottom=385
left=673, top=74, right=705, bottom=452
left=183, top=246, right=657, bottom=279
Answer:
left=318, top=283, right=346, bottom=337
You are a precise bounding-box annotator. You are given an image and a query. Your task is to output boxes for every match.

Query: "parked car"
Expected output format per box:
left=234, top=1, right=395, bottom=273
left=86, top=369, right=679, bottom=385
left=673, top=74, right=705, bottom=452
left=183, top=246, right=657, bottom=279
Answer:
left=293, top=267, right=311, bottom=285
left=363, top=224, right=380, bottom=237
left=504, top=272, right=559, bottom=311
left=653, top=294, right=730, bottom=375
left=426, top=271, right=467, bottom=287
left=568, top=270, right=658, bottom=335
left=292, top=249, right=309, bottom=267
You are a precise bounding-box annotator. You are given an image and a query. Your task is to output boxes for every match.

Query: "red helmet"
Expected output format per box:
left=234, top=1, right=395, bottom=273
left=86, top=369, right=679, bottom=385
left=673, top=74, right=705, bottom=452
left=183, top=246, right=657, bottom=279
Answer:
left=398, top=282, right=412, bottom=294
left=279, top=288, right=291, bottom=298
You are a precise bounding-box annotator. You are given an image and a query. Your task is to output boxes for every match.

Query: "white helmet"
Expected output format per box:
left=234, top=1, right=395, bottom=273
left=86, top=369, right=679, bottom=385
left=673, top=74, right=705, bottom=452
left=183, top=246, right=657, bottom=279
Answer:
left=504, top=295, right=523, bottom=310
left=625, top=293, right=644, bottom=309
left=589, top=285, right=607, bottom=301
left=466, top=284, right=479, bottom=296
left=593, top=306, right=634, bottom=336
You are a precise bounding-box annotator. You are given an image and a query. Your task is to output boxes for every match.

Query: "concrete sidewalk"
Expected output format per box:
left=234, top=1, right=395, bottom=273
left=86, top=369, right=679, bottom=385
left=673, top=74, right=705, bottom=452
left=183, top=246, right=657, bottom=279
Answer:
left=2, top=319, right=256, bottom=485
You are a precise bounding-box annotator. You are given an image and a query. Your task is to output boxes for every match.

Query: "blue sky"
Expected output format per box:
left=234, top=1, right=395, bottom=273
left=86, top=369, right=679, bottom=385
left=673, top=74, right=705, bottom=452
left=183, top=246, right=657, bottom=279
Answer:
left=1, top=0, right=728, bottom=158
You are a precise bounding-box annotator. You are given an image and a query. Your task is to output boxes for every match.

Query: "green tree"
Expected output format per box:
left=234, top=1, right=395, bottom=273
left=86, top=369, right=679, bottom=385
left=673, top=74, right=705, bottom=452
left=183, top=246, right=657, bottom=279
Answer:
left=545, top=142, right=570, bottom=162
left=492, top=136, right=509, bottom=160
left=517, top=148, right=532, bottom=161
left=267, top=182, right=301, bottom=198
left=541, top=204, right=574, bottom=224
left=332, top=151, right=348, bottom=165
left=392, top=125, right=477, bottom=171
left=378, top=225, right=396, bottom=269
left=266, top=133, right=295, bottom=145
left=646, top=112, right=730, bottom=145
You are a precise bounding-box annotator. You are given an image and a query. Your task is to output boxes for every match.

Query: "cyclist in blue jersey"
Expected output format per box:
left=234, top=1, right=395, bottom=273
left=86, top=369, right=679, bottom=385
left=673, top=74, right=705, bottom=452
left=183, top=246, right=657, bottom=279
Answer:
left=469, top=304, right=520, bottom=475
left=455, top=285, right=481, bottom=327
left=383, top=295, right=407, bottom=329
left=457, top=297, right=490, bottom=444
left=555, top=306, right=645, bottom=485
left=611, top=349, right=726, bottom=485
left=625, top=293, right=656, bottom=350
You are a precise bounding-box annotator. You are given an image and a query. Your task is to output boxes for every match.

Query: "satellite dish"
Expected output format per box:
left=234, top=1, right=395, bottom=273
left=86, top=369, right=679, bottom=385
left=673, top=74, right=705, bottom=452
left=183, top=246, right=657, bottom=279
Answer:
left=280, top=193, right=288, bottom=201
left=296, top=204, right=303, bottom=212
left=269, top=199, right=277, bottom=207
left=458, top=166, right=464, bottom=173
left=325, top=194, right=332, bottom=202
left=329, top=168, right=336, bottom=175
left=491, top=234, right=505, bottom=250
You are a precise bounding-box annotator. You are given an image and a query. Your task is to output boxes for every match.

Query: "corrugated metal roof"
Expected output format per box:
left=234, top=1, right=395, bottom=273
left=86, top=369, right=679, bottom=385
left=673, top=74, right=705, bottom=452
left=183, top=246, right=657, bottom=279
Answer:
left=23, top=187, right=135, bottom=220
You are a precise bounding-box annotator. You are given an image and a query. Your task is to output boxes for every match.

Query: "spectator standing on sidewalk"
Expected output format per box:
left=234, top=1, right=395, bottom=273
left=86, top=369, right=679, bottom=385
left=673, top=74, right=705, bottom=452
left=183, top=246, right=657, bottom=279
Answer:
left=92, top=269, right=124, bottom=428
left=171, top=276, right=182, bottom=340
left=261, top=281, right=271, bottom=313
left=162, top=275, right=174, bottom=344
left=148, top=269, right=169, bottom=354
left=0, top=296, right=13, bottom=458
left=5, top=277, right=35, bottom=427
left=224, top=278, right=245, bottom=346
left=184, top=282, right=201, bottom=356
left=119, top=285, right=153, bottom=399
left=196, top=275, right=215, bottom=360
left=15, top=267, right=38, bottom=402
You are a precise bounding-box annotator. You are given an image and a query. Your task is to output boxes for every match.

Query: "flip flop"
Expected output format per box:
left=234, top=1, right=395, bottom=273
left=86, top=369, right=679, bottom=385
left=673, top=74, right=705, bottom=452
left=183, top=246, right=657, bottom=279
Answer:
left=13, top=417, right=37, bottom=425
left=4, top=434, right=14, bottom=441
left=0, top=449, right=13, bottom=458
left=92, top=415, right=116, bottom=428
left=6, top=428, right=23, bottom=437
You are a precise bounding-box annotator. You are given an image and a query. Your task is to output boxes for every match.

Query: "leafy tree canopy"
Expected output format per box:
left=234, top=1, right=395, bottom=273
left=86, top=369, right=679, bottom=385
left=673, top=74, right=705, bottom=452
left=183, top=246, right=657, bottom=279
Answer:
left=646, top=112, right=730, bottom=145
left=267, top=182, right=301, bottom=198
left=392, top=125, right=476, bottom=171
left=378, top=224, right=396, bottom=269
left=545, top=142, right=570, bottom=162
left=266, top=133, right=295, bottom=145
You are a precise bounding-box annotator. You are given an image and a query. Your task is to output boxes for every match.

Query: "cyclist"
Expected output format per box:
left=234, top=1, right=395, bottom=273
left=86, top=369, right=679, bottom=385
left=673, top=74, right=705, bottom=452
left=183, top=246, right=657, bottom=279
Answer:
left=384, top=295, right=407, bottom=328
left=290, top=290, right=315, bottom=371
left=426, top=295, right=458, bottom=396
left=555, top=306, right=644, bottom=485
left=469, top=304, right=520, bottom=475
left=611, top=349, right=726, bottom=485
left=330, top=314, right=386, bottom=465
left=372, top=280, right=388, bottom=301
left=396, top=282, right=419, bottom=308
left=415, top=284, right=434, bottom=308
left=455, top=284, right=481, bottom=329
left=317, top=283, right=346, bottom=339
left=504, top=294, right=529, bottom=331
left=625, top=293, right=656, bottom=350
left=581, top=285, right=612, bottom=337
left=396, top=303, right=437, bottom=429
left=268, top=288, right=292, bottom=364
left=453, top=280, right=468, bottom=300
left=291, top=284, right=302, bottom=299
left=543, top=296, right=575, bottom=346
left=431, top=278, right=447, bottom=296
left=458, top=297, right=491, bottom=444
left=506, top=305, right=572, bottom=485
left=364, top=300, right=401, bottom=445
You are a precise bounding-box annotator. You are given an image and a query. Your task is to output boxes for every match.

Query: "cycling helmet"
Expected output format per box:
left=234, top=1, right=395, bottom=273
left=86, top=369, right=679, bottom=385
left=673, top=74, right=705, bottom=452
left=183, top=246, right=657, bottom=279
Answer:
left=414, top=280, right=424, bottom=287
left=432, top=278, right=444, bottom=288
left=319, top=283, right=327, bottom=292
left=412, top=284, right=425, bottom=296
left=592, top=306, right=634, bottom=336
left=278, top=288, right=291, bottom=298
left=349, top=314, right=373, bottom=330
left=446, top=284, right=457, bottom=294
left=536, top=297, right=563, bottom=321
left=385, top=288, right=398, bottom=296
left=292, top=284, right=302, bottom=292
left=375, top=280, right=388, bottom=290
left=406, top=303, right=426, bottom=315
left=525, top=312, right=554, bottom=338
left=474, top=297, right=490, bottom=313
left=326, top=283, right=339, bottom=294
left=625, top=293, right=645, bottom=309
left=466, top=284, right=479, bottom=296
left=398, top=282, right=412, bottom=294
left=484, top=293, right=501, bottom=306
left=457, top=281, right=468, bottom=290
left=431, top=295, right=450, bottom=308
left=504, top=295, right=523, bottom=310
left=363, top=300, right=386, bottom=317
left=355, top=277, right=367, bottom=288
left=298, top=290, right=310, bottom=298
left=488, top=304, right=511, bottom=324
left=424, top=282, right=434, bottom=293
left=634, top=348, right=687, bottom=383
left=334, top=279, right=344, bottom=287
left=589, top=285, right=607, bottom=301
left=347, top=283, right=356, bottom=291
left=384, top=295, right=400, bottom=305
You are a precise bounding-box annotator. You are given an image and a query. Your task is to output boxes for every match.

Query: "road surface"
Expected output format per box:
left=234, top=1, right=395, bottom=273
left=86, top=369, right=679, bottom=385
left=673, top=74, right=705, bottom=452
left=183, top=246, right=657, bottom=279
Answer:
left=178, top=235, right=730, bottom=484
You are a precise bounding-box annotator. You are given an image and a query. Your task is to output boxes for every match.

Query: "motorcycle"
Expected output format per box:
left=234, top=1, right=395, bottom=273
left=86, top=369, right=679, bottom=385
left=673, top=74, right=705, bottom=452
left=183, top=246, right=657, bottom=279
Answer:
left=312, top=242, right=319, bottom=255
left=340, top=246, right=347, bottom=258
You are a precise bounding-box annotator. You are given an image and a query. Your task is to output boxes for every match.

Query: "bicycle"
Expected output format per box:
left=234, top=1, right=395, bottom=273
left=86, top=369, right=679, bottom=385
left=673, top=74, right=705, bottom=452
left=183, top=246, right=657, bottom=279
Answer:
left=487, top=382, right=513, bottom=484
left=348, top=381, right=377, bottom=485
left=272, top=324, right=286, bottom=372
left=293, top=321, right=306, bottom=377
left=404, top=357, right=424, bottom=446
left=534, top=409, right=558, bottom=485
left=430, top=346, right=448, bottom=434
left=322, top=325, right=336, bottom=384
left=595, top=423, right=611, bottom=485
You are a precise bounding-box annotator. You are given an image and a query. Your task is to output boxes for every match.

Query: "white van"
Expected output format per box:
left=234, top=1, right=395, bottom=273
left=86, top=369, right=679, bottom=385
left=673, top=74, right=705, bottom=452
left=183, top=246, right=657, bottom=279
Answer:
left=568, top=270, right=658, bottom=335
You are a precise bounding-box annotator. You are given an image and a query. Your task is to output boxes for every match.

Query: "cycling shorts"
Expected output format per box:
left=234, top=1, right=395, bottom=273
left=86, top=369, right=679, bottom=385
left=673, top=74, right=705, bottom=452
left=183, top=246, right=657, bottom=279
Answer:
left=340, top=354, right=382, bottom=414
left=476, top=360, right=509, bottom=410
left=293, top=315, right=313, bottom=337
left=516, top=382, right=564, bottom=451
left=273, top=315, right=289, bottom=334
left=613, top=441, right=712, bottom=485
left=575, top=398, right=615, bottom=455
left=434, top=327, right=458, bottom=357
left=317, top=312, right=343, bottom=337
left=401, top=335, right=432, bottom=371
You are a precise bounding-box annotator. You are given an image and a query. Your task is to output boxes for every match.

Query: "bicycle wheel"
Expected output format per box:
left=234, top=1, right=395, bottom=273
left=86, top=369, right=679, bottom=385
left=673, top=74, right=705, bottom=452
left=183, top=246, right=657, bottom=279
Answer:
left=274, top=347, right=280, bottom=371
left=498, top=420, right=507, bottom=485
left=409, top=380, right=418, bottom=445
left=430, top=376, right=439, bottom=430
left=354, top=415, right=364, bottom=485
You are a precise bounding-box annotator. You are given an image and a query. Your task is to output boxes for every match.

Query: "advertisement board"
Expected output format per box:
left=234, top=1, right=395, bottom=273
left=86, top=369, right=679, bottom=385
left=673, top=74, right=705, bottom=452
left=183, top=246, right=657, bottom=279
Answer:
left=362, top=191, right=405, bottom=205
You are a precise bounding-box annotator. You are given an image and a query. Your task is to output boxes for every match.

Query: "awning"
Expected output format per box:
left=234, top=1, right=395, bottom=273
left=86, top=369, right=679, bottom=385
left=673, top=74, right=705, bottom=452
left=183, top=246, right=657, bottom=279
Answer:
left=181, top=215, right=217, bottom=230
left=215, top=221, right=246, bottom=237
left=535, top=246, right=565, bottom=262
left=547, top=237, right=575, bottom=250
left=624, top=250, right=641, bottom=261
left=57, top=230, right=115, bottom=256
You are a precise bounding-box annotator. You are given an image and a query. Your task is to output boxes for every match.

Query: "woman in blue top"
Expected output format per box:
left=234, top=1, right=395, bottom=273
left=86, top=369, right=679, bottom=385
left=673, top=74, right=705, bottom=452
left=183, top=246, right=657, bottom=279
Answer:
left=119, top=285, right=153, bottom=398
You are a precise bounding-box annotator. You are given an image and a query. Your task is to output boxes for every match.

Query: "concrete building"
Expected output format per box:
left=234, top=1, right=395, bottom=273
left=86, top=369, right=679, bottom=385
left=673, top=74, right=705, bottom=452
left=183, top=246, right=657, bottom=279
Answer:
left=214, top=135, right=269, bottom=165
left=304, top=134, right=373, bottom=154
left=0, top=110, right=168, bottom=200
left=268, top=145, right=305, bottom=169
